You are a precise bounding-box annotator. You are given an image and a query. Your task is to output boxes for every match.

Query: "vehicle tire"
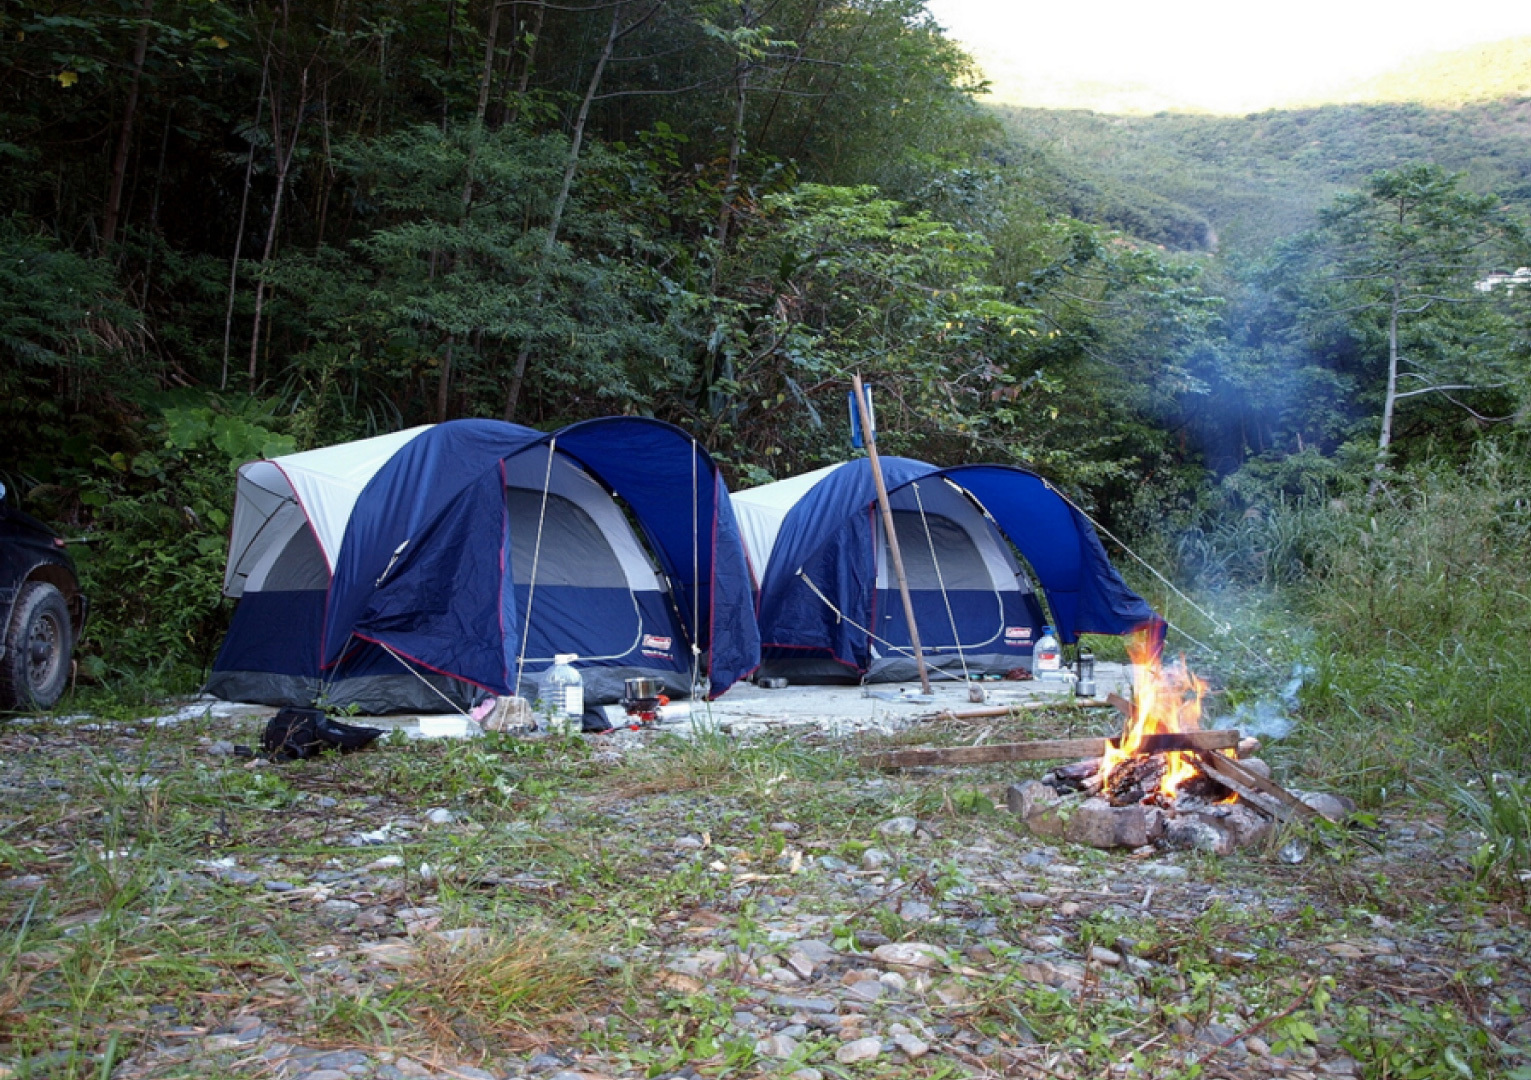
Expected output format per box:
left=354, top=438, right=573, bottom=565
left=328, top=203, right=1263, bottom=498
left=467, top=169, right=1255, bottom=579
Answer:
left=0, top=581, right=73, bottom=711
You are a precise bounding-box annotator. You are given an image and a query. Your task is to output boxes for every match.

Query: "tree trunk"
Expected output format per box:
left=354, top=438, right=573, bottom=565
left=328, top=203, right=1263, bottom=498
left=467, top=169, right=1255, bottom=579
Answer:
left=436, top=337, right=455, bottom=421
left=221, top=59, right=270, bottom=390
left=101, top=0, right=154, bottom=252
left=248, top=67, right=311, bottom=384
left=503, top=1, right=628, bottom=422
left=1378, top=281, right=1401, bottom=458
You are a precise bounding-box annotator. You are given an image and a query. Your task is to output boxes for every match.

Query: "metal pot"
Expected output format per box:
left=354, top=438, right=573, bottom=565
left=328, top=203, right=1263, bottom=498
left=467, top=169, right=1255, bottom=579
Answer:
left=623, top=676, right=663, bottom=702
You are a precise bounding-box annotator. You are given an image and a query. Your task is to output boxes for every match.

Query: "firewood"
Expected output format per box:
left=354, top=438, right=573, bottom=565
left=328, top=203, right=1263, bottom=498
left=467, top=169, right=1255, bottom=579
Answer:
left=860, top=729, right=1238, bottom=769
left=1194, top=751, right=1327, bottom=823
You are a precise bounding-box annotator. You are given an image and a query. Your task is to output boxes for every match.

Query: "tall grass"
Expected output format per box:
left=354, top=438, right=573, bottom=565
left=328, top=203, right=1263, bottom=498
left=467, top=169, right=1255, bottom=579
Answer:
left=1172, top=442, right=1531, bottom=802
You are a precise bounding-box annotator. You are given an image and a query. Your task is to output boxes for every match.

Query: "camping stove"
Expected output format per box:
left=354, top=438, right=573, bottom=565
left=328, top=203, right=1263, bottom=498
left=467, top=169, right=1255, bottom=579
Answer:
left=620, top=677, right=666, bottom=723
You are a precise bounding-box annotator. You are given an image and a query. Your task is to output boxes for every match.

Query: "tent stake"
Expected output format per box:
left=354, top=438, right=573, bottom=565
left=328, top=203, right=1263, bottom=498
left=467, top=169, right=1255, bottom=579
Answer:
left=852, top=373, right=932, bottom=695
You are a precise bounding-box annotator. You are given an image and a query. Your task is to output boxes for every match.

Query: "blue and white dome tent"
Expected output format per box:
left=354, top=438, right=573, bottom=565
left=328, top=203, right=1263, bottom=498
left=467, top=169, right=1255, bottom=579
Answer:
left=731, top=458, right=1157, bottom=684
left=209, top=418, right=759, bottom=713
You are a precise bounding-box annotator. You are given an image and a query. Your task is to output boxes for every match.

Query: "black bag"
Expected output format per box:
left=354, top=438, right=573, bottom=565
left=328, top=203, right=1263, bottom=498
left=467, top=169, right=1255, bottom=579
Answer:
left=261, top=706, right=386, bottom=761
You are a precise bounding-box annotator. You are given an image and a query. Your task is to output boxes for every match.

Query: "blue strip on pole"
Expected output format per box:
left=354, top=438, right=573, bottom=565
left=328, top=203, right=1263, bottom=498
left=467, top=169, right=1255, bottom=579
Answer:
left=848, top=385, right=875, bottom=448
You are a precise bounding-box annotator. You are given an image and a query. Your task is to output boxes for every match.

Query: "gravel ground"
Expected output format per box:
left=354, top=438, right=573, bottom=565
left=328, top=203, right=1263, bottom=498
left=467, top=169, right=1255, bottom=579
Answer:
left=1, top=693, right=1527, bottom=1080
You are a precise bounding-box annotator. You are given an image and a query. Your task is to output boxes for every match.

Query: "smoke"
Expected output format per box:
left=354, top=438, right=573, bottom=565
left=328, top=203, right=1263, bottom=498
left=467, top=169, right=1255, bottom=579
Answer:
left=1212, top=662, right=1310, bottom=741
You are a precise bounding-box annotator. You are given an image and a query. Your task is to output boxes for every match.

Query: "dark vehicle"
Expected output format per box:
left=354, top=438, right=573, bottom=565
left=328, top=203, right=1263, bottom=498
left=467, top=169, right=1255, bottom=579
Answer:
left=0, top=482, right=88, bottom=710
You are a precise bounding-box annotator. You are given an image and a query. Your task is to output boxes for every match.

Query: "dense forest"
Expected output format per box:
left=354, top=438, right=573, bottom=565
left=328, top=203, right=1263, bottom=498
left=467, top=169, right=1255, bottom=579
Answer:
left=3, top=1, right=1531, bottom=791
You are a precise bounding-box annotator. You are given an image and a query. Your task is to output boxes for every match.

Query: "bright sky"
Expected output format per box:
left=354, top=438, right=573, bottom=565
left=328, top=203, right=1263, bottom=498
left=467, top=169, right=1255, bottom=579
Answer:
left=924, top=0, right=1531, bottom=113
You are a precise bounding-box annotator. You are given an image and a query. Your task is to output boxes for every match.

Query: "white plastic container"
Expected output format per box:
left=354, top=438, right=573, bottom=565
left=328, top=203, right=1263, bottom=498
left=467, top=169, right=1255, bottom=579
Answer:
left=1033, top=626, right=1063, bottom=680
left=543, top=654, right=584, bottom=734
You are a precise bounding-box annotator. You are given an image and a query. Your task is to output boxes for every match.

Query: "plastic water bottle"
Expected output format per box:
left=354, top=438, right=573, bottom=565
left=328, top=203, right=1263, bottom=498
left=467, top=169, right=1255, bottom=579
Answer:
left=1033, top=626, right=1063, bottom=681
left=543, top=654, right=584, bottom=734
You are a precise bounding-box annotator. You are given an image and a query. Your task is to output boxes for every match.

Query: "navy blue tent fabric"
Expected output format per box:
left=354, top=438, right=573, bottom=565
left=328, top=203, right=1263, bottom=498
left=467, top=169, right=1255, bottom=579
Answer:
left=321, top=418, right=758, bottom=698
left=938, top=465, right=1157, bottom=641
left=755, top=458, right=1155, bottom=674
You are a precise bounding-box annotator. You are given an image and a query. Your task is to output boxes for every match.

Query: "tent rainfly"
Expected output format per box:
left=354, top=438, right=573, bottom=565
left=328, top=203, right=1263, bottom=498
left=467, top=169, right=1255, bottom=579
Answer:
left=208, top=418, right=760, bottom=713
left=731, top=458, right=1157, bottom=683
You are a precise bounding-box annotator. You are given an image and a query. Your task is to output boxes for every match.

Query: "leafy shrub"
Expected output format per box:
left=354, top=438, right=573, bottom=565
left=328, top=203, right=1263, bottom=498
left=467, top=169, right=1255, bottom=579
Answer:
left=71, top=398, right=293, bottom=698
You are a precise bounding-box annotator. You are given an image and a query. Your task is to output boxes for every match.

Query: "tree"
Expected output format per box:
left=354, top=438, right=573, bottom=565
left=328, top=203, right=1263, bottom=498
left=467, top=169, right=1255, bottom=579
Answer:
left=1307, top=165, right=1525, bottom=466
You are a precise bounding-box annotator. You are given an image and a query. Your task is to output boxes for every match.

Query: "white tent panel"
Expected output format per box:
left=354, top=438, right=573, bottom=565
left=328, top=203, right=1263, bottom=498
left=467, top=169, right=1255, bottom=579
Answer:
left=729, top=462, right=844, bottom=581
left=224, top=425, right=432, bottom=596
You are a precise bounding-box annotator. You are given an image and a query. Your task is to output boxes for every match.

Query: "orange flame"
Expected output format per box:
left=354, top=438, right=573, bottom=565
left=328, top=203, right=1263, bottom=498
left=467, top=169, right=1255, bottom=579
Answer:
left=1099, top=627, right=1209, bottom=800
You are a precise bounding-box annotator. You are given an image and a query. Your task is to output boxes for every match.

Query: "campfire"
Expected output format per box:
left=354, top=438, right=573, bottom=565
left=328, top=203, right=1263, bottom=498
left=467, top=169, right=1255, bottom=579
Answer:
left=1008, top=632, right=1342, bottom=854
left=859, top=629, right=1351, bottom=853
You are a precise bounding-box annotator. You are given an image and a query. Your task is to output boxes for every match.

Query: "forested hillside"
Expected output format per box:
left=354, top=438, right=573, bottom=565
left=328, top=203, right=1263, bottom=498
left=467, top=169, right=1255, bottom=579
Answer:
left=999, top=96, right=1531, bottom=252
left=2, top=1, right=1530, bottom=712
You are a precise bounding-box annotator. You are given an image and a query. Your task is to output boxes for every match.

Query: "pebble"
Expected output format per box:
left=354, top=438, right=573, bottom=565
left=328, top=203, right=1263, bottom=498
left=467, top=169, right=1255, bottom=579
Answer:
left=861, top=848, right=890, bottom=870
left=893, top=1032, right=930, bottom=1057
left=835, top=1037, right=883, bottom=1063
left=756, top=1033, right=799, bottom=1057
left=876, top=816, right=920, bottom=837
left=424, top=808, right=455, bottom=825
left=766, top=994, right=838, bottom=1014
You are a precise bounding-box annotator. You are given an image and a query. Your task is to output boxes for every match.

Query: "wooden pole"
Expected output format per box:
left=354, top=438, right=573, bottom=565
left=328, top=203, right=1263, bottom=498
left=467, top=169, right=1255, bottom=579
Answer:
left=860, top=729, right=1239, bottom=770
left=852, top=373, right=931, bottom=694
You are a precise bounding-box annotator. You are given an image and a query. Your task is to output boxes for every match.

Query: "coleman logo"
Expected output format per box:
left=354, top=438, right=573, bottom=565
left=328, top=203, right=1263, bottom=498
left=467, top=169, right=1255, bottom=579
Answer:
left=642, top=634, right=673, bottom=658
left=1004, top=626, right=1032, bottom=642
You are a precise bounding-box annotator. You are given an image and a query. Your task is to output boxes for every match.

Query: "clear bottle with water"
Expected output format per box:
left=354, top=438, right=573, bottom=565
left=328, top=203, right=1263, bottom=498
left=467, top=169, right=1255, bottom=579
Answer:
left=543, top=654, right=584, bottom=734
left=1033, top=626, right=1063, bottom=681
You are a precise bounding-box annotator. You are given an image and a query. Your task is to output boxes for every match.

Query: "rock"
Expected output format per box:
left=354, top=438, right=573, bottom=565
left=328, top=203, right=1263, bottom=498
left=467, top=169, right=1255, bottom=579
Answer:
left=1246, top=1036, right=1271, bottom=1056
left=871, top=942, right=945, bottom=971
left=879, top=971, right=908, bottom=992
left=766, top=994, right=838, bottom=1014
left=1139, top=863, right=1188, bottom=881
left=1295, top=791, right=1356, bottom=822
left=755, top=1034, right=799, bottom=1058
left=896, top=900, right=932, bottom=921
left=847, top=979, right=885, bottom=1002
left=1013, top=891, right=1050, bottom=908
left=1065, top=798, right=1151, bottom=849
left=1017, top=959, right=1086, bottom=990
left=893, top=1032, right=930, bottom=1058
left=934, top=980, right=974, bottom=1008
left=835, top=1037, right=882, bottom=1064
left=784, top=948, right=816, bottom=979
left=860, top=848, right=890, bottom=871
left=1237, top=757, right=1273, bottom=779
left=1324, top=942, right=1365, bottom=959
left=1087, top=946, right=1121, bottom=965
left=876, top=816, right=920, bottom=837
left=424, top=808, right=455, bottom=825
left=1221, top=803, right=1275, bottom=847
left=1006, top=782, right=1066, bottom=838
left=1164, top=817, right=1233, bottom=855
left=770, top=822, right=801, bottom=837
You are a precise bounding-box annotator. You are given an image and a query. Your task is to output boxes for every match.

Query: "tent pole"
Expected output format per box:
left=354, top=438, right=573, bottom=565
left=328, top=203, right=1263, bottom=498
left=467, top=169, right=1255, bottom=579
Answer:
left=852, top=373, right=932, bottom=695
